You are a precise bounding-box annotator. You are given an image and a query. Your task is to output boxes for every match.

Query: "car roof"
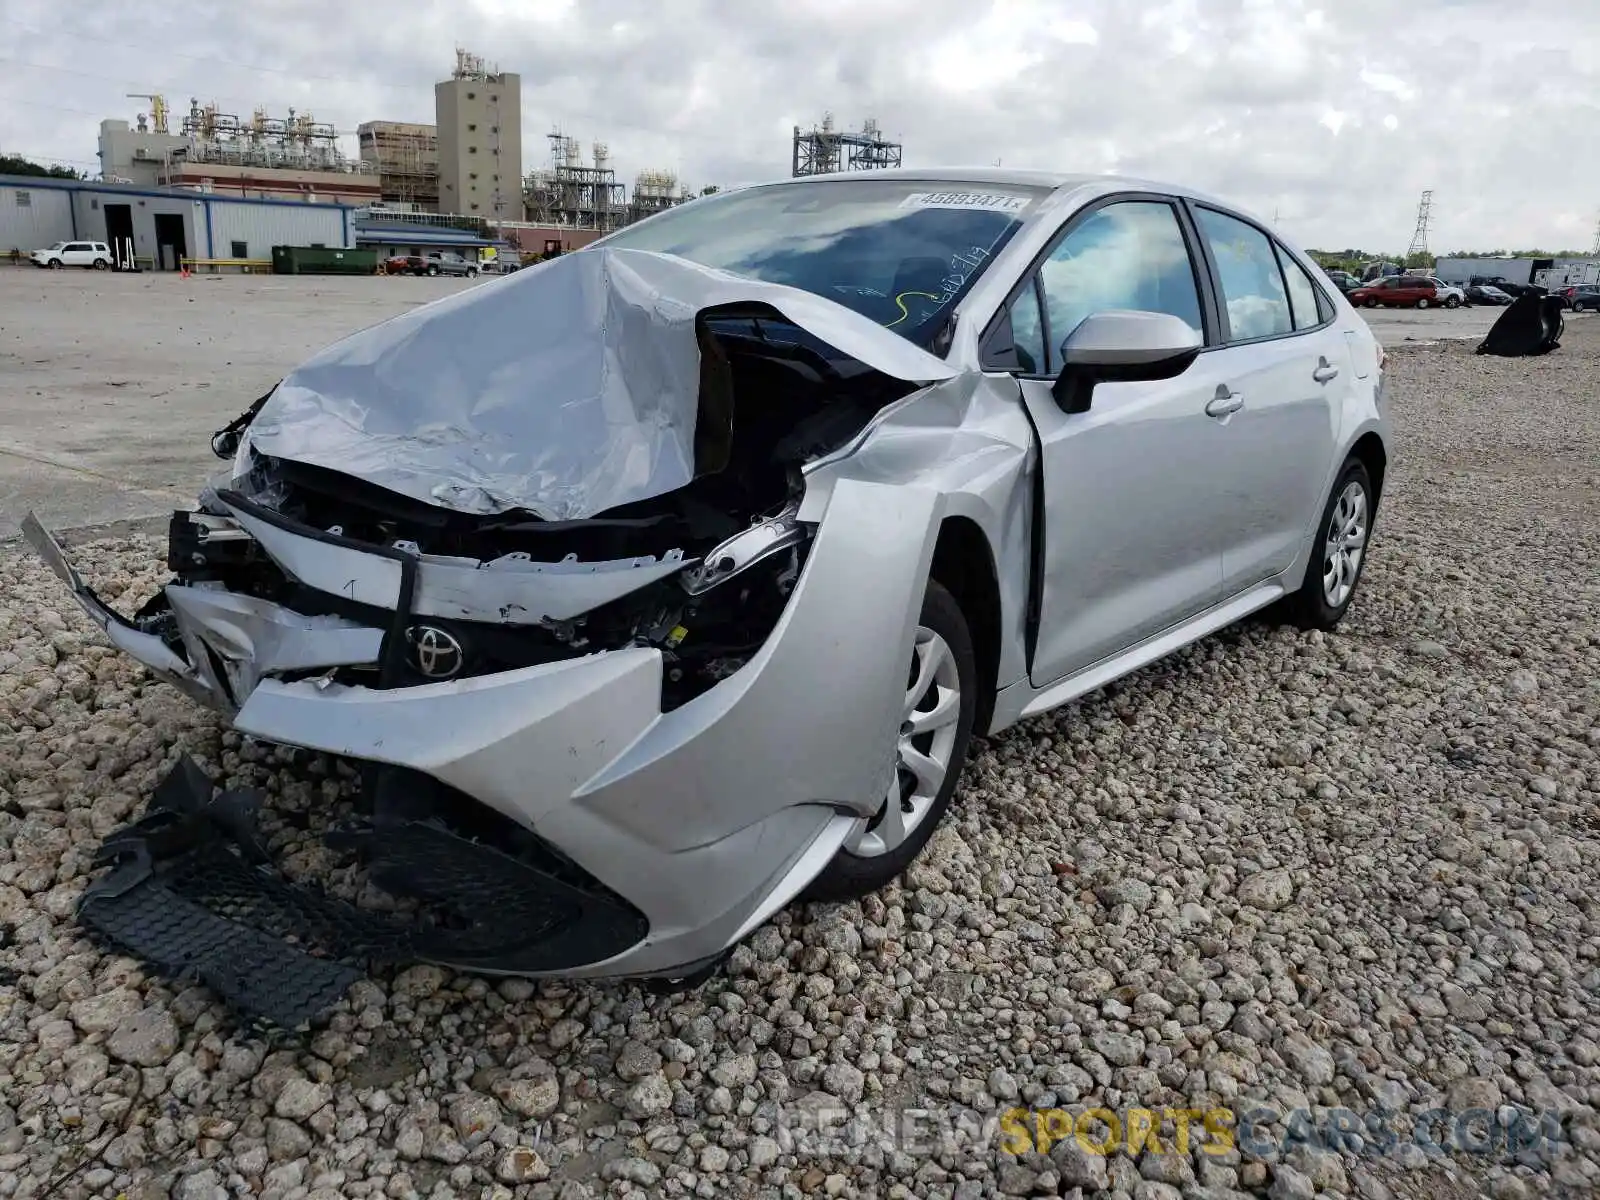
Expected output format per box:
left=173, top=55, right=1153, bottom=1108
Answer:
left=736, top=166, right=1259, bottom=220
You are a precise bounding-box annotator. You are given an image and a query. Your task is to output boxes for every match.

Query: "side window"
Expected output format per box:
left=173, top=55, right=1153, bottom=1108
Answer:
left=1009, top=281, right=1046, bottom=374
left=1275, top=243, right=1326, bottom=331
left=1034, top=200, right=1204, bottom=371
left=1195, top=208, right=1293, bottom=341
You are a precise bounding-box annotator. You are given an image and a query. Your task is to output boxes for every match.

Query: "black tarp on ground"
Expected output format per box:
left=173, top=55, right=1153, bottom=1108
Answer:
left=1477, top=291, right=1565, bottom=356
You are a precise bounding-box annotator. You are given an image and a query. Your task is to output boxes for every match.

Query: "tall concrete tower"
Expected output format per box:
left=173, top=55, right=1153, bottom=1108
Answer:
left=435, top=49, right=523, bottom=222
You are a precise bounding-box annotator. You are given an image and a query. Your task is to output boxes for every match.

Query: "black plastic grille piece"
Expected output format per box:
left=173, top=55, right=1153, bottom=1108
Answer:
left=79, top=877, right=362, bottom=1030
left=76, top=755, right=649, bottom=1027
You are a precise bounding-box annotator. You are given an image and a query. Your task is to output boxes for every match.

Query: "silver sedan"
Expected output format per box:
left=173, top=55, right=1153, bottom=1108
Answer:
left=25, top=168, right=1389, bottom=1001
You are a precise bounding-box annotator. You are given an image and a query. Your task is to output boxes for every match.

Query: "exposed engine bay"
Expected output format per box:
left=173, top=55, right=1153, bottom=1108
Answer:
left=140, top=309, right=924, bottom=709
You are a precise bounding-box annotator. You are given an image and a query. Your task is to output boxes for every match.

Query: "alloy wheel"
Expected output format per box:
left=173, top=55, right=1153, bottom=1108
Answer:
left=1322, top=480, right=1369, bottom=609
left=845, top=625, right=962, bottom=858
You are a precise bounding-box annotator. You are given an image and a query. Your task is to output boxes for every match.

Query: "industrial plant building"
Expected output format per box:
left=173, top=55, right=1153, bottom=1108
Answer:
left=1, top=174, right=352, bottom=269
left=435, top=51, right=523, bottom=222
left=19, top=56, right=908, bottom=274
left=97, top=97, right=380, bottom=206
left=357, top=121, right=439, bottom=210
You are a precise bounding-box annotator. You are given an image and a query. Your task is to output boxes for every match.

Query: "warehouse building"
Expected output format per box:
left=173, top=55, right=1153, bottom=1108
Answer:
left=0, top=175, right=353, bottom=270
left=352, top=215, right=498, bottom=259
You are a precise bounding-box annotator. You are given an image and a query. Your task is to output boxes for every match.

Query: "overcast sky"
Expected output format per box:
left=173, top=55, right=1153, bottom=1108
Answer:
left=3, top=0, right=1596, bottom=253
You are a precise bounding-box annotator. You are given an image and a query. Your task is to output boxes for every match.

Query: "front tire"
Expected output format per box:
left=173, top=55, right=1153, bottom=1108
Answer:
left=1278, top=457, right=1375, bottom=632
left=47, top=259, right=61, bottom=269
left=1416, top=297, right=1430, bottom=309
left=804, top=579, right=977, bottom=902
left=1364, top=297, right=1379, bottom=308
left=1444, top=295, right=1459, bottom=308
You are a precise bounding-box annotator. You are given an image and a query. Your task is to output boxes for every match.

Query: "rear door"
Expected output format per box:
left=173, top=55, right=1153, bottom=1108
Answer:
left=982, top=194, right=1234, bottom=686
left=1187, top=205, right=1342, bottom=596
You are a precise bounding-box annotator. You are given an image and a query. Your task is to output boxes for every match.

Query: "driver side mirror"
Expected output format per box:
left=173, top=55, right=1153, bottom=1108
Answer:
left=1051, top=310, right=1204, bottom=414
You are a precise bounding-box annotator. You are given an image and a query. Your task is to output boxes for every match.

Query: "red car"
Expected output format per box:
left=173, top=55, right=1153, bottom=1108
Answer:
left=1348, top=276, right=1439, bottom=309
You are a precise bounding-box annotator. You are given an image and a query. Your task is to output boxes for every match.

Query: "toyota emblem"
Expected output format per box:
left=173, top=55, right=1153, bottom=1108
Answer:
left=406, top=625, right=465, bottom=680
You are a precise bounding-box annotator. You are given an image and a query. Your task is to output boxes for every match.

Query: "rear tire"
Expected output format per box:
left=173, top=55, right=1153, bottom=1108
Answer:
left=1277, top=457, right=1375, bottom=632
left=1416, top=297, right=1430, bottom=309
left=804, top=579, right=977, bottom=902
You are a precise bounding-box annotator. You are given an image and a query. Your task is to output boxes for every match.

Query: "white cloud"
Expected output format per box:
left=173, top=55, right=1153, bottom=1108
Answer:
left=1359, top=68, right=1417, bottom=103
left=2, top=0, right=1597, bottom=250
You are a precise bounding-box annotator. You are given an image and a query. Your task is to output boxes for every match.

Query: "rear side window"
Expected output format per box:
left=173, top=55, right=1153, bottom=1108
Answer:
left=1195, top=208, right=1293, bottom=341
left=1275, top=244, right=1326, bottom=331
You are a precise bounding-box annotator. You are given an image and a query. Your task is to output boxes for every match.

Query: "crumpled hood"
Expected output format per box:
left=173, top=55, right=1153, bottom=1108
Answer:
left=240, top=247, right=959, bottom=521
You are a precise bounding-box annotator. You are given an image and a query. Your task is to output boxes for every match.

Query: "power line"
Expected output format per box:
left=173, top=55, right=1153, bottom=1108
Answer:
left=0, top=149, right=99, bottom=168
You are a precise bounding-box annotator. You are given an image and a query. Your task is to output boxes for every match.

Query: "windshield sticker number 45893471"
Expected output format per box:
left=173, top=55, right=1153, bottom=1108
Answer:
left=899, top=192, right=1031, bottom=214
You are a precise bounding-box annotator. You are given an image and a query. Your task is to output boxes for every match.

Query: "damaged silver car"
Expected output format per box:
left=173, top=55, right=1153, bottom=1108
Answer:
left=25, top=169, right=1391, bottom=1017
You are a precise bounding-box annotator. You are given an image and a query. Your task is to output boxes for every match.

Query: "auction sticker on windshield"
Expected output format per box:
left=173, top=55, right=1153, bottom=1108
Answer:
left=900, top=192, right=1031, bottom=213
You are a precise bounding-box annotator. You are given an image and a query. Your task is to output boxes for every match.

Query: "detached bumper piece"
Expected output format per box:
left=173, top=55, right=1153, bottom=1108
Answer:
left=80, top=756, right=649, bottom=1027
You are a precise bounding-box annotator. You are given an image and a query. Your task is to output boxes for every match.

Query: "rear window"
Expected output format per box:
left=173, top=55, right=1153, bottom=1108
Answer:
left=597, top=178, right=1047, bottom=345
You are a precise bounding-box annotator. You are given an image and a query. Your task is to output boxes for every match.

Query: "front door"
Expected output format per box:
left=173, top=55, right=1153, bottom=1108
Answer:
left=1188, top=206, right=1342, bottom=594
left=985, top=196, right=1232, bottom=687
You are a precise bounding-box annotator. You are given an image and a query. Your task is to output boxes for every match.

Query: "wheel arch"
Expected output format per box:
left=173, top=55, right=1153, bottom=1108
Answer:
left=930, top=515, right=1001, bottom=736
left=1349, top=430, right=1388, bottom=509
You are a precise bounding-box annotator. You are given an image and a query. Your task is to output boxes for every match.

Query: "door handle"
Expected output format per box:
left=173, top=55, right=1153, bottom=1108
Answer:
left=1313, top=358, right=1340, bottom=384
left=1205, top=387, right=1243, bottom=418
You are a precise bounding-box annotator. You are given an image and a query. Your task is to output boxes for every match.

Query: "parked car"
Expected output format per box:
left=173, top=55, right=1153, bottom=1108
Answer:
left=425, top=251, right=480, bottom=277
left=1421, top=277, right=1464, bottom=308
left=1324, top=269, right=1362, bottom=293
left=1349, top=275, right=1439, bottom=308
left=23, top=169, right=1390, bottom=1000
left=30, top=240, right=111, bottom=269
left=1465, top=284, right=1513, bottom=305
left=1470, top=275, right=1538, bottom=298
left=1566, top=286, right=1600, bottom=312
left=383, top=253, right=481, bottom=277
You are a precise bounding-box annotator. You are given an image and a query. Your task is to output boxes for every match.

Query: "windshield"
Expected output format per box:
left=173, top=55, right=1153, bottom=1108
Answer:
left=597, top=179, right=1048, bottom=345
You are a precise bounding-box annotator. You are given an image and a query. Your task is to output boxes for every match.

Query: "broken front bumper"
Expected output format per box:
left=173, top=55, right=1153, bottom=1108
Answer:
left=23, top=477, right=942, bottom=1002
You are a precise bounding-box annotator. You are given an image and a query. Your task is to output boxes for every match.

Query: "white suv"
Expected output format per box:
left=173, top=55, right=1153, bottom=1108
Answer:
left=31, top=240, right=112, bottom=270
left=1423, top=277, right=1464, bottom=308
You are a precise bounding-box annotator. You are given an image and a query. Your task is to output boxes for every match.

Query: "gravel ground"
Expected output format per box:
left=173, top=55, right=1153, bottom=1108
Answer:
left=1, top=321, right=1597, bottom=1200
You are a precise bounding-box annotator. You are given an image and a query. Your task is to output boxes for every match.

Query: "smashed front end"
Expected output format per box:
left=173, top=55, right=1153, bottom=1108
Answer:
left=26, top=248, right=960, bottom=1019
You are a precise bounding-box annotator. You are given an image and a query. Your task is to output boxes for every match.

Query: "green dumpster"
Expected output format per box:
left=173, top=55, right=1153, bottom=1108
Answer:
left=270, top=246, right=380, bottom=276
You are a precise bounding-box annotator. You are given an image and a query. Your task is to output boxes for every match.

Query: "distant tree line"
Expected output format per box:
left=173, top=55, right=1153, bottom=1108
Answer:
left=1308, top=246, right=1592, bottom=276
left=0, top=155, right=82, bottom=179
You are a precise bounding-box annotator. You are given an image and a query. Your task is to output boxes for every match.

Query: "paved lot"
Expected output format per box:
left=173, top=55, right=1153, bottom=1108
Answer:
left=1363, top=303, right=1505, bottom=343
left=2, top=270, right=1598, bottom=1200
left=0, top=269, right=481, bottom=531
